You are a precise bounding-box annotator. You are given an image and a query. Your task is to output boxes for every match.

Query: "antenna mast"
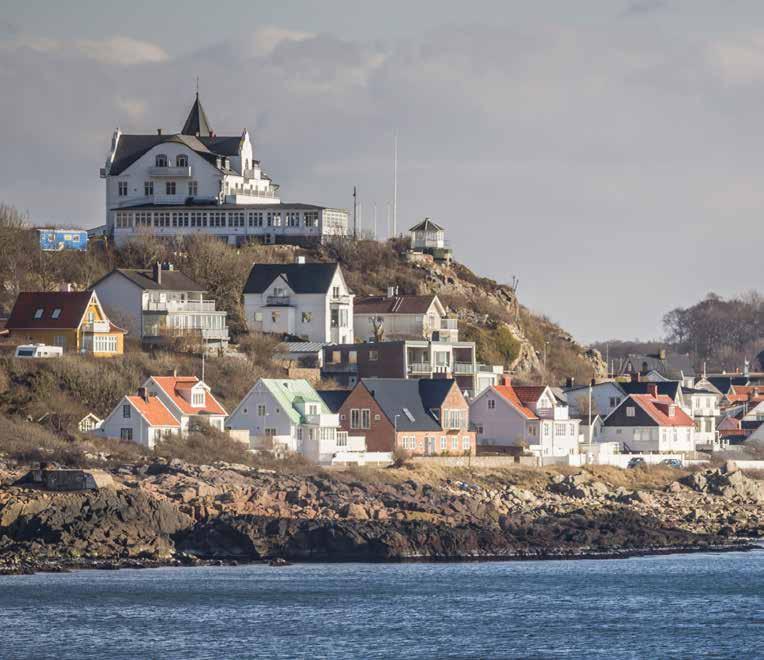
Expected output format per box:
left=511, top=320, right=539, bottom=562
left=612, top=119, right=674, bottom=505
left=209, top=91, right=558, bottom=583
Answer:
left=393, top=132, right=398, bottom=237
left=353, top=186, right=357, bottom=240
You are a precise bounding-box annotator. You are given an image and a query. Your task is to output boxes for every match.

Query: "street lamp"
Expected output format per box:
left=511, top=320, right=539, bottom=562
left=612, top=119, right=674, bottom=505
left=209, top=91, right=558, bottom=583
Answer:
left=543, top=341, right=550, bottom=378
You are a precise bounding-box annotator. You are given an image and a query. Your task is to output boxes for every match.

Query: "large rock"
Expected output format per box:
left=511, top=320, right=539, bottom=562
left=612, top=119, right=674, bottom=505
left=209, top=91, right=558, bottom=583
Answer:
left=549, top=473, right=610, bottom=499
left=680, top=466, right=764, bottom=502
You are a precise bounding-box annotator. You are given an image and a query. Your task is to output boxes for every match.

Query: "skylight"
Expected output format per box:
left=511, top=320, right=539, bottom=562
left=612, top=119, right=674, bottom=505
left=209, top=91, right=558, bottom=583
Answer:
left=402, top=407, right=415, bottom=423
left=51, top=308, right=62, bottom=319
left=33, top=308, right=44, bottom=319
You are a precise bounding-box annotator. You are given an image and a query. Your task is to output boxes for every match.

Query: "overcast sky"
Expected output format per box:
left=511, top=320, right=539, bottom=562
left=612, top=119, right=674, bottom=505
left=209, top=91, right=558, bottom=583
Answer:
left=2, top=0, right=763, bottom=342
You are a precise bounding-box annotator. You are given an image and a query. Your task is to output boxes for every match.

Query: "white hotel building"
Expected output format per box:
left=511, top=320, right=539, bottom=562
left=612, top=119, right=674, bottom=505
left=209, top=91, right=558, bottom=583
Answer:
left=100, top=94, right=348, bottom=247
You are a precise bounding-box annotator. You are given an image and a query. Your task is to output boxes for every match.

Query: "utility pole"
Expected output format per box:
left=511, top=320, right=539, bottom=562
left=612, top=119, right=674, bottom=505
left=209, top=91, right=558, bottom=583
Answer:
left=393, top=132, right=398, bottom=238
left=588, top=381, right=593, bottom=463
left=386, top=203, right=391, bottom=240
left=373, top=203, right=377, bottom=240
left=353, top=186, right=357, bottom=240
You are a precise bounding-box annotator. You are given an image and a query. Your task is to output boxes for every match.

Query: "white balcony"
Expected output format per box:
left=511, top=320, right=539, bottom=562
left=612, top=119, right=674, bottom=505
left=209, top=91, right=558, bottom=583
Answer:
left=149, top=166, right=192, bottom=177
left=303, top=413, right=340, bottom=426
left=330, top=295, right=353, bottom=305
left=266, top=295, right=292, bottom=306
left=409, top=362, right=432, bottom=374
left=224, top=189, right=278, bottom=204
left=145, top=300, right=218, bottom=313
left=454, top=362, right=475, bottom=374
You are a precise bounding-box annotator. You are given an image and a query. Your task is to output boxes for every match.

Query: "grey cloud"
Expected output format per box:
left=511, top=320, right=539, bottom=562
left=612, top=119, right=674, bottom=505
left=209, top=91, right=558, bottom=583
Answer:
left=1, top=22, right=762, bottom=342
left=623, top=0, right=670, bottom=16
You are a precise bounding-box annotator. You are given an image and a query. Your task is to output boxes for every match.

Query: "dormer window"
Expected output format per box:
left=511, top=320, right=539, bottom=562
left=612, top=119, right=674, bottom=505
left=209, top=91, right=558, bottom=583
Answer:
left=155, top=154, right=168, bottom=167
left=33, top=308, right=44, bottom=319
left=192, top=390, right=205, bottom=407
left=51, top=308, right=62, bottom=319
left=668, top=405, right=675, bottom=417
left=176, top=155, right=188, bottom=167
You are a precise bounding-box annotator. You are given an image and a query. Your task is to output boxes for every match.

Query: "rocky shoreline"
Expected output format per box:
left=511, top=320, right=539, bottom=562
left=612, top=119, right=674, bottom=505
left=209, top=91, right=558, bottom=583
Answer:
left=0, top=460, right=761, bottom=576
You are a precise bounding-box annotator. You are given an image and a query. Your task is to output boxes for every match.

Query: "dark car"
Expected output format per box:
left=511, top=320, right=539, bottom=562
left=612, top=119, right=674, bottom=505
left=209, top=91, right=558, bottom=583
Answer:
left=661, top=458, right=683, bottom=469
left=627, top=457, right=646, bottom=469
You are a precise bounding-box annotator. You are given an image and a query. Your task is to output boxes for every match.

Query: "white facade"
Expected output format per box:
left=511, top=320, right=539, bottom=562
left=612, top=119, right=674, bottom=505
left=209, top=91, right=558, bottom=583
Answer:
left=91, top=268, right=228, bottom=347
left=564, top=382, right=626, bottom=419
left=682, top=389, right=720, bottom=450
left=470, top=385, right=581, bottom=458
left=96, top=395, right=179, bottom=449
left=226, top=379, right=343, bottom=464
left=244, top=269, right=354, bottom=344
left=353, top=295, right=455, bottom=342
left=601, top=424, right=695, bottom=453
left=101, top=96, right=348, bottom=247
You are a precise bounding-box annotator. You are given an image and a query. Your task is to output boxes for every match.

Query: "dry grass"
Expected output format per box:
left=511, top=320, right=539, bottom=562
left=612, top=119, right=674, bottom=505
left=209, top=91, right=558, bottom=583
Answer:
left=581, top=464, right=686, bottom=490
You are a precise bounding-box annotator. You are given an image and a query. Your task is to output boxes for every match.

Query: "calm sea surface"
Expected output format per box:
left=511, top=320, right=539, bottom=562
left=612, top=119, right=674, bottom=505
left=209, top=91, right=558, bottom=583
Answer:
left=0, top=551, right=762, bottom=659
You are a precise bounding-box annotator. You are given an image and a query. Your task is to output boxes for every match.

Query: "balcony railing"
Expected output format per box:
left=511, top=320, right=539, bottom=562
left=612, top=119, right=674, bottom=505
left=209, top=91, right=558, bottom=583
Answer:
left=330, top=295, right=352, bottom=305
left=201, top=328, right=230, bottom=341
left=224, top=189, right=278, bottom=203
left=454, top=362, right=475, bottom=374
left=266, top=295, right=292, bottom=306
left=145, top=300, right=218, bottom=313
left=148, top=166, right=192, bottom=177
left=408, top=362, right=432, bottom=374
left=440, top=318, right=458, bottom=330
left=81, top=321, right=110, bottom=333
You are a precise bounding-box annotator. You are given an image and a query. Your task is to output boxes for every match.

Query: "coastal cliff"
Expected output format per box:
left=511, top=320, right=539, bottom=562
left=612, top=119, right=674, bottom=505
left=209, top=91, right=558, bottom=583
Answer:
left=0, top=461, right=760, bottom=573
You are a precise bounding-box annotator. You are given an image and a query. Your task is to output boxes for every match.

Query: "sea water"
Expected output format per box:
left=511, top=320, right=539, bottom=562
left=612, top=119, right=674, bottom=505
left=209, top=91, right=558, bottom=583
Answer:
left=0, top=551, right=762, bottom=659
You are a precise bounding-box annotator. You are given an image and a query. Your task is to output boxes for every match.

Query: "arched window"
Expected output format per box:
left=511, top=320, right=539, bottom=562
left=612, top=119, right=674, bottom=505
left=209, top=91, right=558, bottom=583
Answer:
left=176, top=154, right=188, bottom=167
left=155, top=154, right=168, bottom=167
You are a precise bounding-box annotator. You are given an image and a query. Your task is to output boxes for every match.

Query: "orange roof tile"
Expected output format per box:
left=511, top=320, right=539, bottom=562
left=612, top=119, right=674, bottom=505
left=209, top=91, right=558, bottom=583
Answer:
left=493, top=385, right=538, bottom=419
left=512, top=386, right=547, bottom=405
left=126, top=395, right=180, bottom=427
left=151, top=376, right=227, bottom=416
left=630, top=394, right=694, bottom=427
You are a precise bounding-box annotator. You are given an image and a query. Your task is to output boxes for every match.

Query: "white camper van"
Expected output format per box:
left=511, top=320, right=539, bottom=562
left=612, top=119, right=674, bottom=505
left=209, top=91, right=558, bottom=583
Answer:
left=14, top=344, right=63, bottom=359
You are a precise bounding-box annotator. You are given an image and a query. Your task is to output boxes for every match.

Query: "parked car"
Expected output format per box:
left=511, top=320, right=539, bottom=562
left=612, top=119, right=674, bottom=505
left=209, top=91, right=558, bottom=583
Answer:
left=14, top=344, right=63, bottom=359
left=661, top=458, right=683, bottom=468
left=627, top=457, right=646, bottom=469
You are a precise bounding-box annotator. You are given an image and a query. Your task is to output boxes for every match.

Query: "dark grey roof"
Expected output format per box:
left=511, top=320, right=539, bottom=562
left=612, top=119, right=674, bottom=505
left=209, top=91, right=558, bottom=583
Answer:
left=361, top=378, right=444, bottom=432
left=109, top=133, right=237, bottom=176
left=409, top=217, right=444, bottom=232
left=243, top=262, right=339, bottom=295
left=199, top=136, right=241, bottom=156
left=707, top=376, right=750, bottom=393
left=620, top=381, right=682, bottom=401
left=418, top=379, right=457, bottom=411
left=619, top=352, right=694, bottom=379
left=316, top=390, right=352, bottom=413
left=181, top=93, right=213, bottom=137
left=91, top=268, right=205, bottom=292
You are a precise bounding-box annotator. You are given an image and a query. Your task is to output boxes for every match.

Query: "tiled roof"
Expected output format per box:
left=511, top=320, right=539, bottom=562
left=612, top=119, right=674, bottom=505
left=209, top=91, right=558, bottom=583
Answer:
left=492, top=385, right=538, bottom=420
left=150, top=376, right=227, bottom=416
left=512, top=386, right=547, bottom=405
left=126, top=395, right=180, bottom=427
left=630, top=394, right=694, bottom=427
left=7, top=291, right=94, bottom=330
left=621, top=381, right=682, bottom=401
left=354, top=294, right=438, bottom=315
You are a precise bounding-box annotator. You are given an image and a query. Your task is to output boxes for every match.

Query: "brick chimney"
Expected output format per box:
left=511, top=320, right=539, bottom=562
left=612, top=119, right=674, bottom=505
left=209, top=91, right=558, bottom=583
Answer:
left=137, top=387, right=149, bottom=403
left=631, top=372, right=641, bottom=383
left=501, top=374, right=512, bottom=387
left=647, top=384, right=659, bottom=398
left=152, top=262, right=162, bottom=285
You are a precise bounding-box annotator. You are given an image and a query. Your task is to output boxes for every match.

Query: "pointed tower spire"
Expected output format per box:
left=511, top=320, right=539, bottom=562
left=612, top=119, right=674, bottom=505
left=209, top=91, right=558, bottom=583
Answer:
left=181, top=90, right=213, bottom=137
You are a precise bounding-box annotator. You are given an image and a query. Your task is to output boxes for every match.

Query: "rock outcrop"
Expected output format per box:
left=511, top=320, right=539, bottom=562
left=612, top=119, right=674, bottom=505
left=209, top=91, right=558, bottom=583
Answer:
left=0, top=459, right=761, bottom=573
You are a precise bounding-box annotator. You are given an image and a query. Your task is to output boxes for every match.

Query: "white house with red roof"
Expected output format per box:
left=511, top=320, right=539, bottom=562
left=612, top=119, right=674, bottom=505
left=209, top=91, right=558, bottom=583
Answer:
left=469, top=378, right=580, bottom=459
left=142, top=375, right=227, bottom=433
left=96, top=388, right=180, bottom=448
left=602, top=386, right=696, bottom=453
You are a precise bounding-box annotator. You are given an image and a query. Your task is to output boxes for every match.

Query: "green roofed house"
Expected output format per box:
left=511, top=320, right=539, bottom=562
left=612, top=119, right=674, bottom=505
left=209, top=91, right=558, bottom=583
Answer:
left=226, top=378, right=345, bottom=463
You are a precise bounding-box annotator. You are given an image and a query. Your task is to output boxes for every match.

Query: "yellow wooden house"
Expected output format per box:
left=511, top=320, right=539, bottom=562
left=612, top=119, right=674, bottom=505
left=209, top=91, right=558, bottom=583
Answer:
left=7, top=291, right=125, bottom=356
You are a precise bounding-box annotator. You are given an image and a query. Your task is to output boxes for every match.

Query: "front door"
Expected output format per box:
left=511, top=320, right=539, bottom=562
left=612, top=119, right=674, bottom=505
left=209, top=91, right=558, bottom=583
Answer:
left=426, top=436, right=435, bottom=455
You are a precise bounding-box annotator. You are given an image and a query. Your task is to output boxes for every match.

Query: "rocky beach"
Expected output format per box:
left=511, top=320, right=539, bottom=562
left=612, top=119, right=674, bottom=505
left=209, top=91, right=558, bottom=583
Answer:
left=0, top=460, right=761, bottom=575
